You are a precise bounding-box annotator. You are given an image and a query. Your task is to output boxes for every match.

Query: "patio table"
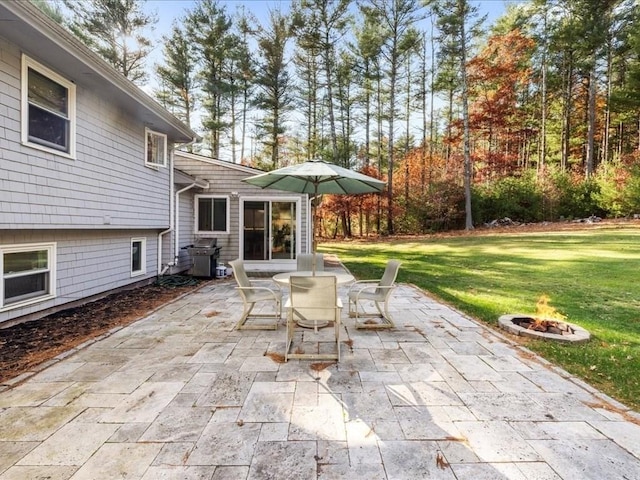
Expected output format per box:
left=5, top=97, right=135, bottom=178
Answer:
left=272, top=270, right=355, bottom=286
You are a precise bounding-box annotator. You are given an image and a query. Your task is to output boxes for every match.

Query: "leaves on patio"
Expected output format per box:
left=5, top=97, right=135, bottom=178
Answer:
left=310, top=362, right=336, bottom=371
left=436, top=451, right=450, bottom=470
left=264, top=352, right=286, bottom=364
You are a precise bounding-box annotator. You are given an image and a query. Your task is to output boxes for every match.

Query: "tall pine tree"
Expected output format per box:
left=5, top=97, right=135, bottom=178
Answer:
left=64, top=0, right=155, bottom=85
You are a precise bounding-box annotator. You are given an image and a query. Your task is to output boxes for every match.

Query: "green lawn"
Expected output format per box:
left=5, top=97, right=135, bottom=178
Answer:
left=320, top=224, right=640, bottom=411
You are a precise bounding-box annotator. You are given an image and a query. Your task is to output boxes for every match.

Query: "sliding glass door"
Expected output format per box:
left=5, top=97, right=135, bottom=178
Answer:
left=243, top=200, right=297, bottom=261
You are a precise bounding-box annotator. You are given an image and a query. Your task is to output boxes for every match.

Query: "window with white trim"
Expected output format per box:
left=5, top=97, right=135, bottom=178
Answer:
left=1, top=243, right=56, bottom=310
left=196, top=195, right=229, bottom=233
left=21, top=55, right=76, bottom=157
left=131, top=238, right=146, bottom=277
left=145, top=128, right=167, bottom=167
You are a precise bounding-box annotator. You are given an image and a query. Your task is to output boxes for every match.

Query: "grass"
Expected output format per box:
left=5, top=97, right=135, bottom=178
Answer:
left=320, top=223, right=640, bottom=411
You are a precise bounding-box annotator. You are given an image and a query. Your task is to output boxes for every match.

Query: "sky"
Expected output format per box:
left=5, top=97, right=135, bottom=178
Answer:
left=145, top=0, right=524, bottom=49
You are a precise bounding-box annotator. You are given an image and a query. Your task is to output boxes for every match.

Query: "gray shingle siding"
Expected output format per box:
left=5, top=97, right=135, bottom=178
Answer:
left=0, top=33, right=188, bottom=324
left=0, top=230, right=158, bottom=324
left=0, top=36, right=171, bottom=230
left=174, top=152, right=310, bottom=267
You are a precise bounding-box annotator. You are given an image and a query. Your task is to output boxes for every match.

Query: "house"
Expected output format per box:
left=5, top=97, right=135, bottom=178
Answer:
left=0, top=2, right=200, bottom=326
left=0, top=3, right=312, bottom=327
left=173, top=152, right=311, bottom=274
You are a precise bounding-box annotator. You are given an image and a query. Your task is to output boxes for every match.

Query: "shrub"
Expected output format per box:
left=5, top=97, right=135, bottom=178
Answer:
left=472, top=171, right=543, bottom=224
left=545, top=168, right=603, bottom=220
left=621, top=165, right=640, bottom=215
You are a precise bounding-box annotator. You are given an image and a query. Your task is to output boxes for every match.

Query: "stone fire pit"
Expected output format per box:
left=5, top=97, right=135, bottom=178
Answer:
left=498, top=314, right=590, bottom=344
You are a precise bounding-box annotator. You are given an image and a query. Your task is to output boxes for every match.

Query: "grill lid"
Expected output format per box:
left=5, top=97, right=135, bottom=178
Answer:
left=194, top=238, right=217, bottom=248
left=187, top=238, right=220, bottom=256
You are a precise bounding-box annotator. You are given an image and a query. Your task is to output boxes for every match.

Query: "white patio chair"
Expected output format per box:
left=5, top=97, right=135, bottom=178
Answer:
left=296, top=253, right=324, bottom=272
left=348, top=260, right=401, bottom=329
left=285, top=275, right=342, bottom=362
left=229, top=259, right=282, bottom=330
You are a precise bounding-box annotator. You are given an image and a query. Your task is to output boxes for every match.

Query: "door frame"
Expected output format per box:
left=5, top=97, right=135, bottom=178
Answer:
left=238, top=195, right=303, bottom=269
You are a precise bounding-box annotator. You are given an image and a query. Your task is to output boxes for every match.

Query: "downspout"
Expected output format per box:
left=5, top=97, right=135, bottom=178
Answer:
left=158, top=156, right=175, bottom=276
left=174, top=178, right=209, bottom=264
left=158, top=139, right=198, bottom=276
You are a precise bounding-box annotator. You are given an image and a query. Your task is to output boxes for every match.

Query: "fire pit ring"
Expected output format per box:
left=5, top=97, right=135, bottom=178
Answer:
left=498, top=314, right=590, bottom=344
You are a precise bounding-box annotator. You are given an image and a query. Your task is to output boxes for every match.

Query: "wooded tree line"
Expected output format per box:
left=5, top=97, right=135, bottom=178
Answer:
left=45, top=0, right=640, bottom=234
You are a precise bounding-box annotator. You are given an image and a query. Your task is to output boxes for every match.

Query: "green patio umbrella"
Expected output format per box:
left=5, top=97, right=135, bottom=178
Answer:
left=242, top=159, right=386, bottom=271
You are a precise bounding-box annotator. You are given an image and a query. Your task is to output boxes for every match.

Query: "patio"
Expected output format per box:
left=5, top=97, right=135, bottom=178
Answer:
left=0, top=261, right=639, bottom=479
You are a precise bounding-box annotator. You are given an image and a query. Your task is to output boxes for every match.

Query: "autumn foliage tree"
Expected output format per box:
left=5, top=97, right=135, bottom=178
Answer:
left=393, top=145, right=465, bottom=233
left=316, top=164, right=387, bottom=238
left=466, top=29, right=536, bottom=180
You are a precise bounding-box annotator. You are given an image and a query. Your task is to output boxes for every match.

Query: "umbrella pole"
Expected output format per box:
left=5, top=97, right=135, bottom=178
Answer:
left=311, top=183, right=318, bottom=275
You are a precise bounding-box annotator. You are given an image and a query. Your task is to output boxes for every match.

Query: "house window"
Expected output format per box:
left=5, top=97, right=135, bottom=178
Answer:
left=196, top=196, right=229, bottom=233
left=145, top=129, right=167, bottom=167
left=21, top=55, right=75, bottom=157
left=1, top=243, right=56, bottom=310
left=131, top=238, right=146, bottom=277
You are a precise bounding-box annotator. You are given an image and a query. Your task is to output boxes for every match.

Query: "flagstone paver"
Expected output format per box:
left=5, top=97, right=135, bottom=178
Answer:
left=1, top=265, right=639, bottom=479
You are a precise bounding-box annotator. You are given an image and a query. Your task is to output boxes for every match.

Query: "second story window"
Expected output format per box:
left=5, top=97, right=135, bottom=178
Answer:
left=145, top=129, right=167, bottom=167
left=22, top=56, right=76, bottom=157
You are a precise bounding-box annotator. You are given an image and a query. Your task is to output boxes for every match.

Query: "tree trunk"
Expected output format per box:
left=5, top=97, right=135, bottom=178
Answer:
left=539, top=7, right=547, bottom=172
left=460, top=11, right=473, bottom=231
left=364, top=62, right=371, bottom=166
left=387, top=55, right=396, bottom=235
left=585, top=59, right=597, bottom=177
left=323, top=40, right=339, bottom=161
left=561, top=55, right=573, bottom=171
left=603, top=37, right=612, bottom=163
left=376, top=73, right=383, bottom=234
left=405, top=55, right=411, bottom=208
left=429, top=19, right=436, bottom=184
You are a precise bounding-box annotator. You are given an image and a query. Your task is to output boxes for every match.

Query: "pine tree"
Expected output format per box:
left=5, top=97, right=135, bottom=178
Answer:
left=430, top=0, right=485, bottom=230
left=63, top=0, right=156, bottom=85
left=253, top=9, right=295, bottom=169
left=156, top=22, right=198, bottom=132
left=292, top=0, right=352, bottom=165
left=365, top=0, right=423, bottom=235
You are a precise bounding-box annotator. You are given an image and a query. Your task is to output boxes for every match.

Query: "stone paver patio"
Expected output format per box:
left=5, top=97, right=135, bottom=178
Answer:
left=1, top=262, right=639, bottom=479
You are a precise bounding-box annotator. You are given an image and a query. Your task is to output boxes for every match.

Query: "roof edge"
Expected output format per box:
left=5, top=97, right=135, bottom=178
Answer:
left=2, top=2, right=197, bottom=143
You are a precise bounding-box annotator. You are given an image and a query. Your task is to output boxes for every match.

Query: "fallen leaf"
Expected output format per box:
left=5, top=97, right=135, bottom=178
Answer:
left=310, top=362, right=336, bottom=371
left=436, top=451, right=449, bottom=470
left=264, top=352, right=286, bottom=363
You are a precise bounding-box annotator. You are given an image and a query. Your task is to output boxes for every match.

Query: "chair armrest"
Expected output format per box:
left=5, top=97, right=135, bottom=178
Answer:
left=352, top=283, right=396, bottom=293
left=350, top=284, right=397, bottom=303
left=348, top=279, right=380, bottom=292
